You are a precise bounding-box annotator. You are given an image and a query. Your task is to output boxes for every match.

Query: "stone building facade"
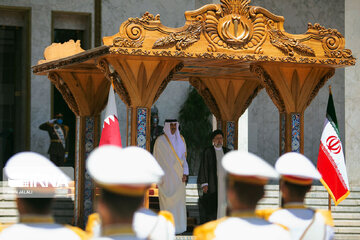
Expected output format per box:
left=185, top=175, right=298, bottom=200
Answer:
left=0, top=0, right=358, bottom=182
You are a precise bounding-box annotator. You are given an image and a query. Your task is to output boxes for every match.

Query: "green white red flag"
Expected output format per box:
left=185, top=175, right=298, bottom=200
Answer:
left=317, top=90, right=349, bottom=205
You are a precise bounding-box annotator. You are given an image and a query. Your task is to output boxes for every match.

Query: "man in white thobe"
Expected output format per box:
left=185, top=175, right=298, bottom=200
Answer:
left=153, top=119, right=189, bottom=234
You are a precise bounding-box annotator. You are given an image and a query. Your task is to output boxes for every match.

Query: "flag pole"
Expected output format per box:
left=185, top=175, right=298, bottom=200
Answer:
left=328, top=84, right=332, bottom=211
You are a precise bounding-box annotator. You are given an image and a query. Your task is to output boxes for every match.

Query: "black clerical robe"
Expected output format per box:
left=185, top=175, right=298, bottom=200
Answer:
left=198, top=146, right=230, bottom=223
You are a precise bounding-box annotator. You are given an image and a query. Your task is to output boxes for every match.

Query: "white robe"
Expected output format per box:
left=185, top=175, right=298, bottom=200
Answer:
left=153, top=135, right=187, bottom=234
left=215, top=148, right=226, bottom=218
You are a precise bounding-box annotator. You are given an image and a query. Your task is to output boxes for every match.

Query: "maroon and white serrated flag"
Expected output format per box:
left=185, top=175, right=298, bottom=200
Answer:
left=317, top=90, right=349, bottom=205
left=99, top=84, right=122, bottom=147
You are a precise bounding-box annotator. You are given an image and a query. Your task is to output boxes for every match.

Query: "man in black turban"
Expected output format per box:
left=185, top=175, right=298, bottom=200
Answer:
left=198, top=129, right=230, bottom=223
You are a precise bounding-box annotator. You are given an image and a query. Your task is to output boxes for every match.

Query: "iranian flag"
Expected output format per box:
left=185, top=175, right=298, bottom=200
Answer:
left=99, top=84, right=122, bottom=147
left=317, top=90, right=349, bottom=205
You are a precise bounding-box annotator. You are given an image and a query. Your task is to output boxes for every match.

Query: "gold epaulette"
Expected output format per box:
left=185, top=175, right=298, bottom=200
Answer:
left=193, top=217, right=227, bottom=240
left=85, top=213, right=101, bottom=236
left=158, top=210, right=175, bottom=226
left=316, top=209, right=334, bottom=227
left=65, top=225, right=90, bottom=240
left=255, top=208, right=278, bottom=221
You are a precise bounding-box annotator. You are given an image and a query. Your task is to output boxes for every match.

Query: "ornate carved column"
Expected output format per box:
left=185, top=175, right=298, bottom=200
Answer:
left=190, top=77, right=262, bottom=150
left=222, top=120, right=237, bottom=150
left=74, top=115, right=99, bottom=227
left=98, top=58, right=183, bottom=150
left=251, top=64, right=334, bottom=154
left=48, top=70, right=106, bottom=227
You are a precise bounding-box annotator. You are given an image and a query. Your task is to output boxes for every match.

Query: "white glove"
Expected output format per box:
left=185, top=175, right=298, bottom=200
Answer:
left=65, top=153, right=68, bottom=159
left=49, top=119, right=56, bottom=124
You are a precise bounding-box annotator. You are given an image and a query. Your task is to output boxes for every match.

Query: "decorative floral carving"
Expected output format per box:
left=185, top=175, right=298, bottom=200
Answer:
left=152, top=50, right=173, bottom=57
left=173, top=51, right=194, bottom=57
left=306, top=23, right=354, bottom=59
left=48, top=72, right=80, bottom=115
left=128, top=11, right=160, bottom=24
left=257, top=55, right=276, bottom=62
left=299, top=57, right=317, bottom=64
left=238, top=55, right=256, bottom=61
left=131, top=49, right=150, bottom=55
left=196, top=52, right=215, bottom=58
left=113, top=37, right=143, bottom=48
left=216, top=53, right=235, bottom=59
left=268, top=27, right=315, bottom=57
left=204, top=0, right=267, bottom=51
left=319, top=59, right=337, bottom=65
left=278, top=56, right=297, bottom=63
left=250, top=64, right=285, bottom=112
left=108, top=47, right=353, bottom=66
left=153, top=22, right=202, bottom=50
left=111, top=48, right=129, bottom=55
left=339, top=59, right=356, bottom=65
left=112, top=72, right=132, bottom=107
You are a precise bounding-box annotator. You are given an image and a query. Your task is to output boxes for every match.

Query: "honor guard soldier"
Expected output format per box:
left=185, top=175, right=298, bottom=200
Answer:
left=39, top=113, right=69, bottom=166
left=266, top=152, right=334, bottom=240
left=85, top=205, right=175, bottom=239
left=87, top=145, right=173, bottom=240
left=194, top=151, right=290, bottom=240
left=0, top=152, right=88, bottom=240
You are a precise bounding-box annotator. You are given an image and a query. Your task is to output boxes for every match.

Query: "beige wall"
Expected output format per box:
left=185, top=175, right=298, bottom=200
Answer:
left=345, top=0, right=360, bottom=185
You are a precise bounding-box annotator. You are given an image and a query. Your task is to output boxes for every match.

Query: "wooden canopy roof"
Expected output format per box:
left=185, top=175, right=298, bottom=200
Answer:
left=32, top=0, right=355, bottom=120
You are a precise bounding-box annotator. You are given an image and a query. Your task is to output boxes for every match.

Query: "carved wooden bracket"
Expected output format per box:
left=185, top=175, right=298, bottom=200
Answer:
left=189, top=76, right=262, bottom=121
left=189, top=77, right=222, bottom=120
left=48, top=72, right=80, bottom=115
left=251, top=63, right=335, bottom=113
left=250, top=64, right=286, bottom=112
left=305, top=68, right=335, bottom=108
left=152, top=62, right=184, bottom=104
left=97, top=59, right=132, bottom=106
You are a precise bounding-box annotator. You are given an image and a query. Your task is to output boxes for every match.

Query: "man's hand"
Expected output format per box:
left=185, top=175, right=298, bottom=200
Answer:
left=202, top=185, right=208, bottom=194
left=49, top=119, right=56, bottom=124
left=182, top=174, right=188, bottom=183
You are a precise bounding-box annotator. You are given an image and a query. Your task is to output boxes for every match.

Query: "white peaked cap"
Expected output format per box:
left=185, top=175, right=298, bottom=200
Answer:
left=275, top=152, right=321, bottom=183
left=222, top=151, right=279, bottom=184
left=5, top=152, right=71, bottom=189
left=87, top=145, right=164, bottom=188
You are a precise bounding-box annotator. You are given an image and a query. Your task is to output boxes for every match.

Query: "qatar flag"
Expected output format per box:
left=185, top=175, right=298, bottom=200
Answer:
left=317, top=90, right=349, bottom=205
left=99, top=84, right=122, bottom=147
